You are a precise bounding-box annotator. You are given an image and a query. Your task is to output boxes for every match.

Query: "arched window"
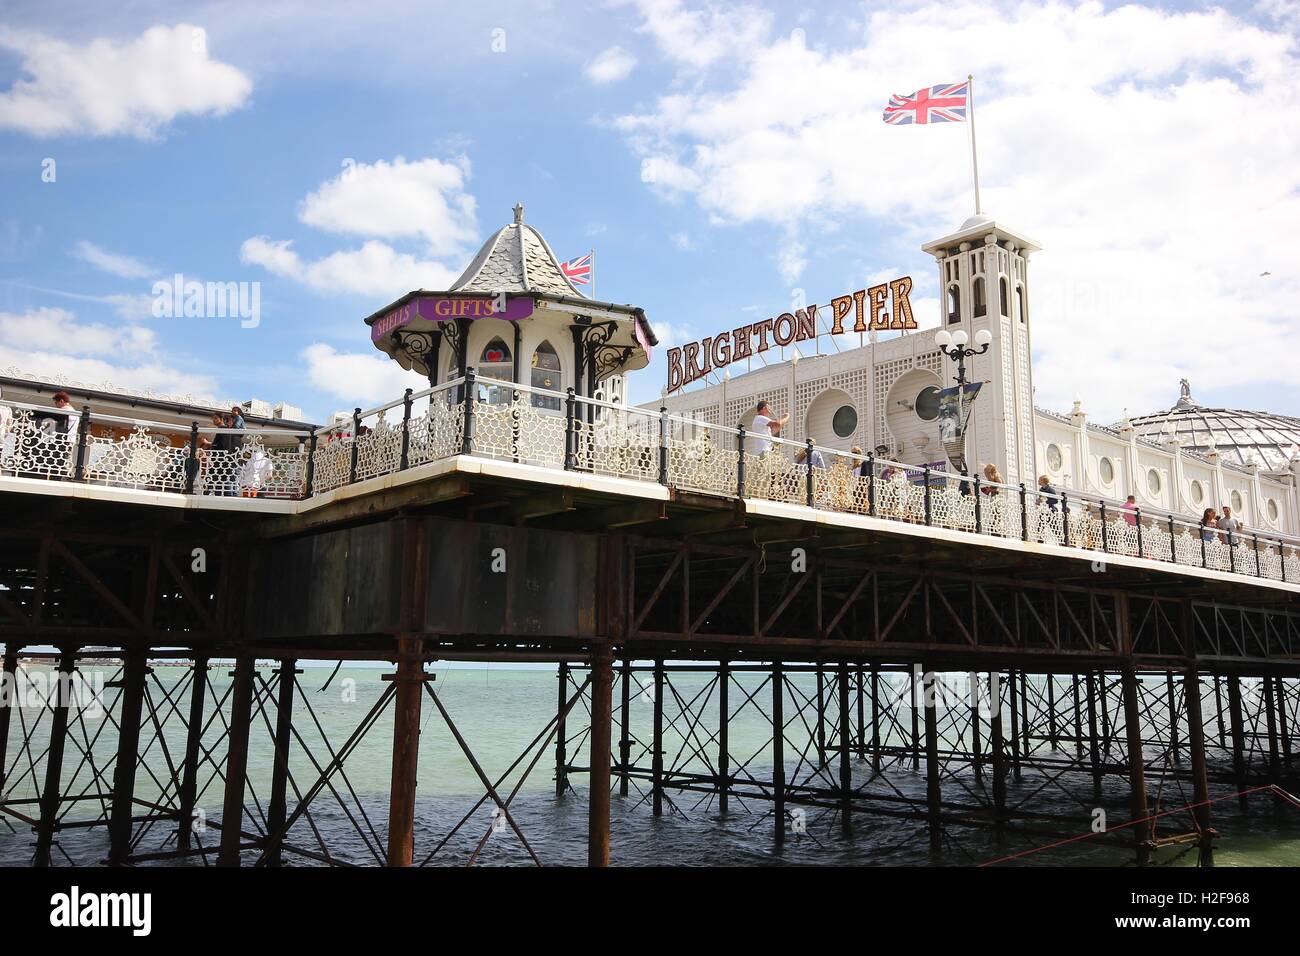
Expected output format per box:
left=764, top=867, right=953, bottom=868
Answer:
left=530, top=339, right=562, bottom=411
left=973, top=277, right=987, bottom=317
left=946, top=285, right=961, bottom=324
left=999, top=277, right=1009, bottom=316
left=479, top=336, right=513, bottom=405
left=1017, top=284, right=1027, bottom=324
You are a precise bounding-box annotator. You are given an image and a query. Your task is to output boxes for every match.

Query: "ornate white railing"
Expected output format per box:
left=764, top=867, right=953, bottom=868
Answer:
left=4, top=372, right=1300, bottom=588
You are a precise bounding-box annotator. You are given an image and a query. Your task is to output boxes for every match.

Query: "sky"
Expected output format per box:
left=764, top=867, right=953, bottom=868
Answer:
left=1, top=0, right=1297, bottom=425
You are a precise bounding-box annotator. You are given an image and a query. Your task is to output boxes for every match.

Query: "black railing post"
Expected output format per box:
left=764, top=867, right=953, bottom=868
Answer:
left=923, top=467, right=932, bottom=525
left=736, top=425, right=746, bottom=497
left=805, top=439, right=815, bottom=508
left=400, top=387, right=413, bottom=471
left=657, top=406, right=669, bottom=486
left=1135, top=508, right=1143, bottom=558
left=563, top=388, right=577, bottom=470
left=461, top=366, right=477, bottom=456
left=1253, top=534, right=1262, bottom=578
left=974, top=477, right=983, bottom=534
left=1282, top=545, right=1289, bottom=583
left=184, top=421, right=199, bottom=494
left=72, top=405, right=90, bottom=481
left=1168, top=515, right=1177, bottom=563
left=866, top=453, right=876, bottom=517
left=1018, top=482, right=1028, bottom=541
left=349, top=407, right=361, bottom=483
left=304, top=432, right=318, bottom=498
left=1099, top=501, right=1109, bottom=553
left=1200, top=522, right=1208, bottom=568
left=1061, top=491, right=1071, bottom=548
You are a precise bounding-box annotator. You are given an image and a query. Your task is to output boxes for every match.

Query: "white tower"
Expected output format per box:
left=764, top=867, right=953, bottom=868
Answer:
left=922, top=214, right=1041, bottom=486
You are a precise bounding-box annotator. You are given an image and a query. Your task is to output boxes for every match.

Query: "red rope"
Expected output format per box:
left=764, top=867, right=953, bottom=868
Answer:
left=979, top=784, right=1290, bottom=867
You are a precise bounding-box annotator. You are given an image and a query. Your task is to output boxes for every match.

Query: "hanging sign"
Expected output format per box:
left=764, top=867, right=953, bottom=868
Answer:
left=666, top=276, right=916, bottom=393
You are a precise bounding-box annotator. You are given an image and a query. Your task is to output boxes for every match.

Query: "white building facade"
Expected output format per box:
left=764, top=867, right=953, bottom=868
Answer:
left=649, top=215, right=1300, bottom=538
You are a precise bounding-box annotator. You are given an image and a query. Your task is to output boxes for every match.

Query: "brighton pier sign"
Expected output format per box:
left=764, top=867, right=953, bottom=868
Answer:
left=666, top=276, right=917, bottom=393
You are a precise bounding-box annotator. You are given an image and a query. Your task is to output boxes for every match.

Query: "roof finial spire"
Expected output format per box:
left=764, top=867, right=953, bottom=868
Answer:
left=1177, top=377, right=1194, bottom=407
left=512, top=201, right=524, bottom=224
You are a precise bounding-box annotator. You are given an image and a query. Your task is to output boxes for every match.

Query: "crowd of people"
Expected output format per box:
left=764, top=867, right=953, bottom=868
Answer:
left=0, top=391, right=278, bottom=496
left=741, top=400, right=1253, bottom=549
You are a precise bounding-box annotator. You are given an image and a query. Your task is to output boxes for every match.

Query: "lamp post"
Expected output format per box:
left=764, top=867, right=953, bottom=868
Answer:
left=934, top=327, right=992, bottom=387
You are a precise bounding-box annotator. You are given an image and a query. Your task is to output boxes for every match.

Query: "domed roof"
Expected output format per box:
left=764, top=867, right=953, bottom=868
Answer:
left=449, top=202, right=585, bottom=298
left=960, top=213, right=994, bottom=230
left=1127, top=380, right=1300, bottom=472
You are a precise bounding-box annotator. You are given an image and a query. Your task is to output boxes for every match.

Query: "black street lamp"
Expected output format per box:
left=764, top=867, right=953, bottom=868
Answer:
left=934, top=328, right=992, bottom=387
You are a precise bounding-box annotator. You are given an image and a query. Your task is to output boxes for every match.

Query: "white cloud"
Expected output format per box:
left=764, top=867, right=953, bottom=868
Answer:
left=585, top=46, right=637, bottom=84
left=72, top=240, right=154, bottom=279
left=0, top=24, right=252, bottom=138
left=300, top=342, right=427, bottom=405
left=0, top=306, right=219, bottom=398
left=243, top=156, right=478, bottom=297
left=614, top=1, right=1300, bottom=421
left=240, top=237, right=458, bottom=298
left=628, top=0, right=773, bottom=70
left=649, top=321, right=697, bottom=349
left=298, top=157, right=478, bottom=258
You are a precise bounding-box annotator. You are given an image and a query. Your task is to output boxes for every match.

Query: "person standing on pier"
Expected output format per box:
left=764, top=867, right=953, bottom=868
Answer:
left=749, top=400, right=788, bottom=457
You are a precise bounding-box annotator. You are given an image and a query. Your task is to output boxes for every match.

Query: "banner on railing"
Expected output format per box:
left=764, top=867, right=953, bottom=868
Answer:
left=938, top=381, right=982, bottom=473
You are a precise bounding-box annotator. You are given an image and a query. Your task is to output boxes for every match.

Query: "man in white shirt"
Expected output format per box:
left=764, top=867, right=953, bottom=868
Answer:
left=749, top=400, right=789, bottom=456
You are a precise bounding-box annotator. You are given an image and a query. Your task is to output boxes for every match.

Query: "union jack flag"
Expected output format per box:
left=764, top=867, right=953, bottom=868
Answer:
left=883, top=82, right=968, bottom=125
left=561, top=251, right=593, bottom=287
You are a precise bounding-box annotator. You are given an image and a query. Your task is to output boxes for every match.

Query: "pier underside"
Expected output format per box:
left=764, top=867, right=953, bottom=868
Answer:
left=2, top=468, right=1297, bottom=866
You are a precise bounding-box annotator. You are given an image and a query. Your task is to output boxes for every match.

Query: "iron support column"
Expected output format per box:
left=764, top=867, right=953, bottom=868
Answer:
left=1121, top=664, right=1152, bottom=866
left=176, top=657, right=209, bottom=852
left=718, top=660, right=730, bottom=815
left=216, top=655, right=255, bottom=867
left=386, top=638, right=425, bottom=867
left=107, top=649, right=148, bottom=864
left=838, top=662, right=852, bottom=835
left=556, top=662, right=569, bottom=798
left=1183, top=666, right=1214, bottom=867
left=652, top=659, right=664, bottom=817
left=264, top=659, right=299, bottom=867
left=34, top=647, right=77, bottom=867
left=923, top=664, right=942, bottom=853
left=1226, top=676, right=1248, bottom=810
left=773, top=661, right=785, bottom=846
left=588, top=645, right=614, bottom=867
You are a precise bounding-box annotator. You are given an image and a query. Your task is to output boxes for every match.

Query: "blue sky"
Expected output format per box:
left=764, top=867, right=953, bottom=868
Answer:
left=2, top=0, right=1298, bottom=423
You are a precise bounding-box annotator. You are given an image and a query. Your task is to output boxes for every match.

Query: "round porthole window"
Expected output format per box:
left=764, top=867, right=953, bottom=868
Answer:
left=1230, top=489, right=1243, bottom=512
left=1046, top=443, right=1063, bottom=472
left=1267, top=498, right=1279, bottom=521
left=832, top=405, right=858, bottom=439
left=1190, top=480, right=1204, bottom=504
left=915, top=386, right=940, bottom=422
left=1147, top=469, right=1161, bottom=496
left=1099, top=457, right=1114, bottom=484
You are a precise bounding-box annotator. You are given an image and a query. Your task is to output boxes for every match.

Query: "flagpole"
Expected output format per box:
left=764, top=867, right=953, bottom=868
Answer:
left=967, top=73, right=981, bottom=215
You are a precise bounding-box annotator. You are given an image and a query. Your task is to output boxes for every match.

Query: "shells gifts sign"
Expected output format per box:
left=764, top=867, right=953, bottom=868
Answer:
left=666, top=276, right=917, bottom=393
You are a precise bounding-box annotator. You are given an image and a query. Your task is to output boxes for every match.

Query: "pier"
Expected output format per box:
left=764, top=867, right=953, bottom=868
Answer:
left=1, top=374, right=1296, bottom=866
